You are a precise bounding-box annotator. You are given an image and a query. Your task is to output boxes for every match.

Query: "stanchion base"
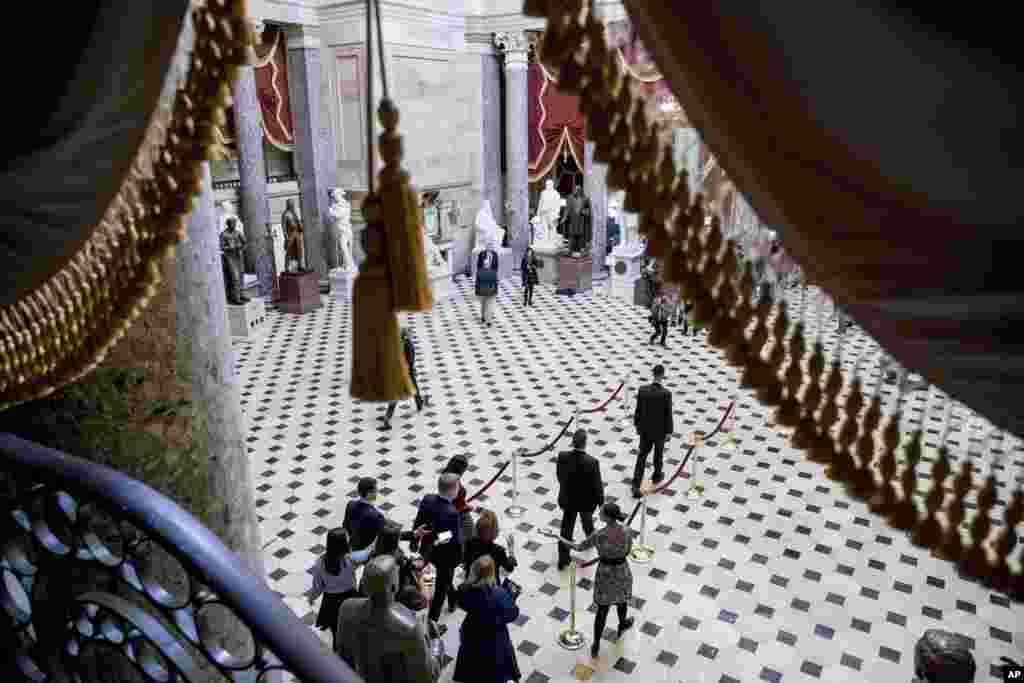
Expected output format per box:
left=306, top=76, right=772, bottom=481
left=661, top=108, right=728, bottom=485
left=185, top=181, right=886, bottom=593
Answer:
left=629, top=545, right=655, bottom=564
left=558, top=628, right=586, bottom=650
left=686, top=484, right=705, bottom=499
left=506, top=504, right=526, bottom=518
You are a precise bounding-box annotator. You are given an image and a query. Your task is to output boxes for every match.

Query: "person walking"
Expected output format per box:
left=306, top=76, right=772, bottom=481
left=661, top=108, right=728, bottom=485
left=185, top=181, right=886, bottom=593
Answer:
left=452, top=556, right=521, bottom=683
left=343, top=477, right=386, bottom=552
left=463, top=509, right=517, bottom=582
left=476, top=246, right=499, bottom=326
left=520, top=248, right=539, bottom=307
left=555, top=429, right=604, bottom=570
left=555, top=502, right=635, bottom=660
left=308, top=528, right=368, bottom=650
left=380, top=328, right=424, bottom=430
left=648, top=296, right=670, bottom=347
left=632, top=364, right=674, bottom=498
left=410, top=473, right=465, bottom=628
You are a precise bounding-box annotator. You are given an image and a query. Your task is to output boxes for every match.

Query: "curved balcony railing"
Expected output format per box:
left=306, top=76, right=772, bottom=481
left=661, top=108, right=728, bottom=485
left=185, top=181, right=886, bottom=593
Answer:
left=0, top=433, right=363, bottom=683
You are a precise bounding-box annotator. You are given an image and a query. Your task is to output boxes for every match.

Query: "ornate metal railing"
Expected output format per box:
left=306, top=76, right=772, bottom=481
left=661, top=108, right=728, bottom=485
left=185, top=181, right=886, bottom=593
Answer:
left=0, top=433, right=363, bottom=683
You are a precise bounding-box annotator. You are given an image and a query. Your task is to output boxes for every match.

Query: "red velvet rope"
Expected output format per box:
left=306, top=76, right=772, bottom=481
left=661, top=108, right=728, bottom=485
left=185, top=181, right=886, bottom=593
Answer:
left=466, top=416, right=577, bottom=504
left=625, top=401, right=735, bottom=526
left=580, top=381, right=625, bottom=414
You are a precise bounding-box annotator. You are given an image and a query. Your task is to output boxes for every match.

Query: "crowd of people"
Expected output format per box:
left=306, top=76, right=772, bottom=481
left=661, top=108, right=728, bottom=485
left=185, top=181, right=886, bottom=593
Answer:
left=307, top=364, right=678, bottom=682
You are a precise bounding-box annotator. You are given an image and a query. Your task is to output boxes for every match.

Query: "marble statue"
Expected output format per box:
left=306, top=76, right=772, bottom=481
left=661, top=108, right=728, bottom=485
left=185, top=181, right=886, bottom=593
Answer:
left=532, top=179, right=567, bottom=251
left=475, top=200, right=502, bottom=251
left=281, top=199, right=306, bottom=272
left=335, top=556, right=442, bottom=683
left=328, top=188, right=354, bottom=272
left=217, top=199, right=242, bottom=234
left=220, top=217, right=248, bottom=305
left=421, top=218, right=446, bottom=272
left=564, top=185, right=592, bottom=254
left=611, top=192, right=645, bottom=258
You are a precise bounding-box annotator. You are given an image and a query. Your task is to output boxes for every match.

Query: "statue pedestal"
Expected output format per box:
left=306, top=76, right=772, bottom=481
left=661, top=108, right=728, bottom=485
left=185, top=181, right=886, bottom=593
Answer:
left=471, top=246, right=514, bottom=282
left=608, top=246, right=645, bottom=303
left=278, top=271, right=322, bottom=314
left=227, top=299, right=267, bottom=338
left=532, top=244, right=563, bottom=285
left=427, top=248, right=453, bottom=300
left=329, top=267, right=356, bottom=303
left=557, top=255, right=593, bottom=295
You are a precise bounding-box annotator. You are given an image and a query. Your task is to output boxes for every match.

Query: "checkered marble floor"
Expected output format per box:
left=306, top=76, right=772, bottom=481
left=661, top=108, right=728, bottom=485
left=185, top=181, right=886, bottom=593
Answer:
left=235, top=276, right=1022, bottom=683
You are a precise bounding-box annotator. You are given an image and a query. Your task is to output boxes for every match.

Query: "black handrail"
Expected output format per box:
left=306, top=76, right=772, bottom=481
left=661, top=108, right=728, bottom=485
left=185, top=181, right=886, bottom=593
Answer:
left=0, top=433, right=363, bottom=683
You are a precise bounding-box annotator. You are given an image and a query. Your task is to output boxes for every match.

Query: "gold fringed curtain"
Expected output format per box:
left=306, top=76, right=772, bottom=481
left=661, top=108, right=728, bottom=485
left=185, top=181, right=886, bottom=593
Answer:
left=621, top=0, right=1024, bottom=438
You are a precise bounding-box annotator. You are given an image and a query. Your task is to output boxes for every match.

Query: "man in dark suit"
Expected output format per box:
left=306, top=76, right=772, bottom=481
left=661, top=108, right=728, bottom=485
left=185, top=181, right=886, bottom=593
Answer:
left=380, top=328, right=424, bottom=430
left=556, top=429, right=604, bottom=570
left=343, top=477, right=386, bottom=552
left=632, top=364, right=674, bottom=498
left=411, top=473, right=464, bottom=625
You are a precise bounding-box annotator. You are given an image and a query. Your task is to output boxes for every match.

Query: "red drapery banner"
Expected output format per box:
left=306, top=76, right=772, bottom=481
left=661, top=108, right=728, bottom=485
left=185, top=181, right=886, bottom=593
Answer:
left=253, top=27, right=294, bottom=152
left=217, top=27, right=294, bottom=154
left=529, top=20, right=671, bottom=182
left=528, top=63, right=585, bottom=183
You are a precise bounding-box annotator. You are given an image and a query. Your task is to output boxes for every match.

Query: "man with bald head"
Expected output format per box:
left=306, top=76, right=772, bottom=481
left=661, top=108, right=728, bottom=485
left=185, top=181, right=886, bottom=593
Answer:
left=335, top=556, right=441, bottom=683
left=410, top=473, right=465, bottom=626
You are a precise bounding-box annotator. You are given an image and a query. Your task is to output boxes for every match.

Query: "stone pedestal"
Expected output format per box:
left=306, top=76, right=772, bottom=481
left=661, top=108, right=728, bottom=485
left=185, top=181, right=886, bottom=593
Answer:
left=608, top=246, right=645, bottom=303
left=329, top=268, right=356, bottom=303
left=557, top=255, right=593, bottom=295
left=533, top=245, right=562, bottom=284
left=227, top=299, right=268, bottom=338
left=471, top=246, right=514, bottom=282
left=278, top=271, right=322, bottom=314
left=429, top=267, right=452, bottom=300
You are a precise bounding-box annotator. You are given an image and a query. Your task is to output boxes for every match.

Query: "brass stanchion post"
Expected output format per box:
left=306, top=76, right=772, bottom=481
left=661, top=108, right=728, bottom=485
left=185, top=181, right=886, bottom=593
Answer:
left=506, top=447, right=526, bottom=518
left=557, top=559, right=586, bottom=650
left=687, top=432, right=705, bottom=499
left=629, top=497, right=655, bottom=563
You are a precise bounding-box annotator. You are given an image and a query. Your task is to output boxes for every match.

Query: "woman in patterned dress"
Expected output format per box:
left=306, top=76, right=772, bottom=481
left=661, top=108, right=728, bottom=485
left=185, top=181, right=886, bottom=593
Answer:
left=556, top=502, right=635, bottom=659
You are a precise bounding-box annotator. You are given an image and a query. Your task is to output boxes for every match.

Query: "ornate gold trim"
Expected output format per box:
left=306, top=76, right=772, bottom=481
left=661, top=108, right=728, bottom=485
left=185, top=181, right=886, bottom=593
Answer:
left=525, top=0, right=1023, bottom=598
left=0, top=0, right=254, bottom=409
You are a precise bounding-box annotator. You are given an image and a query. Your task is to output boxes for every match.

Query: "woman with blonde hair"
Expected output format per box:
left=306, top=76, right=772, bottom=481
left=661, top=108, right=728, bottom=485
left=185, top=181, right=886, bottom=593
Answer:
left=453, top=556, right=521, bottom=683
left=463, top=509, right=517, bottom=581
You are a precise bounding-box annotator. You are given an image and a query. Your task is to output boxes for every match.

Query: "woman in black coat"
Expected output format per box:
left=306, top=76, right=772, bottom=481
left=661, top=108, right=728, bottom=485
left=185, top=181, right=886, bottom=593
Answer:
left=476, top=248, right=499, bottom=326
left=520, top=248, right=539, bottom=307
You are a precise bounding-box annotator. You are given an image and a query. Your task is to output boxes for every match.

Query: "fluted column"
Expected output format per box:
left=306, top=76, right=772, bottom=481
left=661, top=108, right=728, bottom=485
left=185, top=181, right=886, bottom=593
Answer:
left=286, top=25, right=337, bottom=279
left=494, top=31, right=530, bottom=263
left=584, top=141, right=608, bottom=276
left=233, top=19, right=272, bottom=294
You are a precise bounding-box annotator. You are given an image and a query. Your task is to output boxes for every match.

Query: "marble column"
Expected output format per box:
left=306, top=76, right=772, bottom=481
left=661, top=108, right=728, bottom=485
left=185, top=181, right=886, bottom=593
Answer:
left=494, top=31, right=530, bottom=264
left=479, top=43, right=503, bottom=215
left=286, top=25, right=338, bottom=278
left=585, top=141, right=608, bottom=277
left=233, top=19, right=272, bottom=294
left=175, top=163, right=265, bottom=578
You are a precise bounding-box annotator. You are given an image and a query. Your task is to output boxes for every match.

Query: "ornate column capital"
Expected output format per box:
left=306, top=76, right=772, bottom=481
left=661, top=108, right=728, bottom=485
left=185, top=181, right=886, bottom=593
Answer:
left=493, top=31, right=530, bottom=69
left=285, top=24, right=322, bottom=50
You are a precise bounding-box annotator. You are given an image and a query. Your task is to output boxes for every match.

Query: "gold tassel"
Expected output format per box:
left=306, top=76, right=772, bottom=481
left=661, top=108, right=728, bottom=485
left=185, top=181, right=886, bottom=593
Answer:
left=350, top=98, right=430, bottom=402
left=913, top=446, right=950, bottom=548
left=962, top=474, right=997, bottom=579
left=890, top=430, right=923, bottom=531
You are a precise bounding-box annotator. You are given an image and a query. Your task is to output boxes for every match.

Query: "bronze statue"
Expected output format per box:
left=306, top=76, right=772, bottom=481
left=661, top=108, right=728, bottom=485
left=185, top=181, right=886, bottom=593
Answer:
left=335, top=556, right=442, bottom=683
left=564, top=185, right=592, bottom=254
left=219, top=217, right=248, bottom=305
left=282, top=199, right=306, bottom=272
